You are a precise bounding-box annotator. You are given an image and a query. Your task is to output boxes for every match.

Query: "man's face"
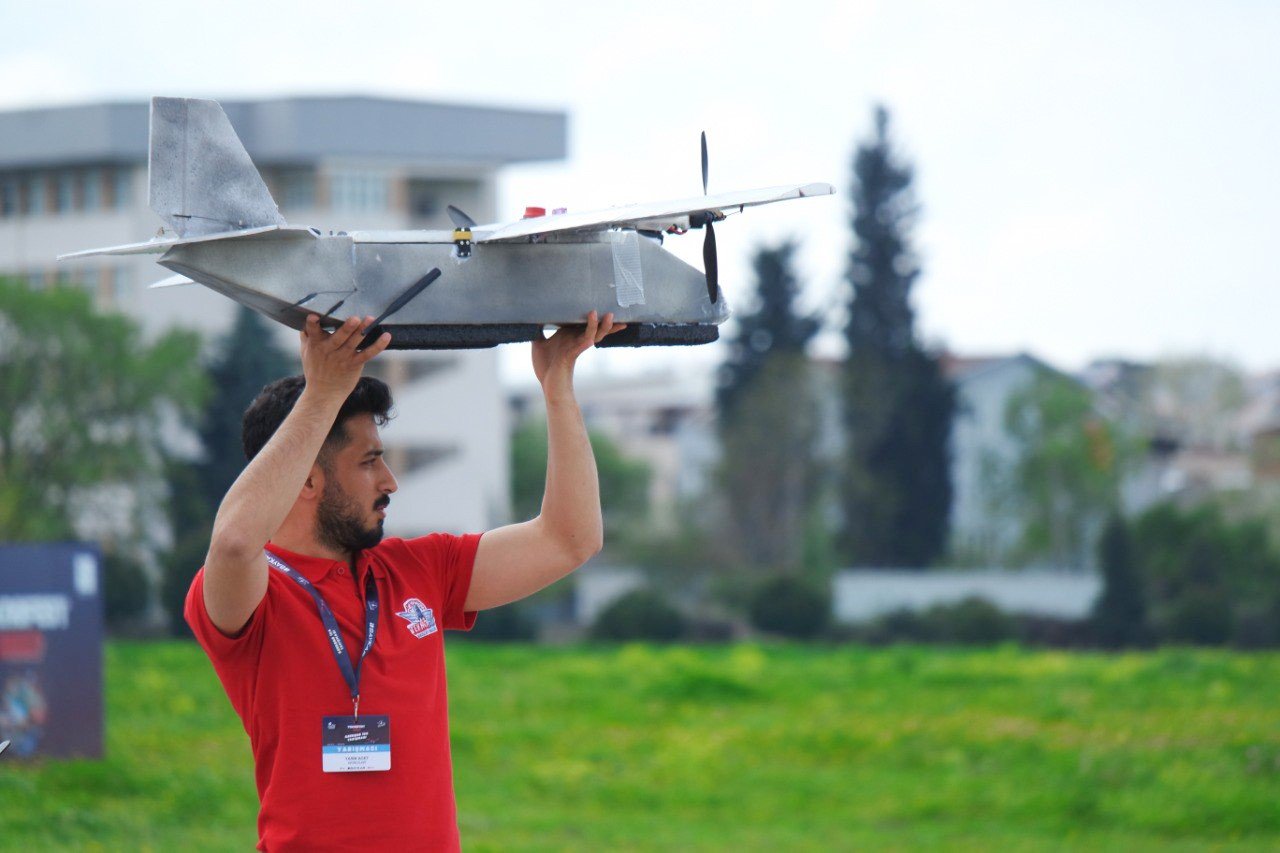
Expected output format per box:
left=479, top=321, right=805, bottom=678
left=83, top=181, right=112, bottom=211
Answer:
left=314, top=414, right=398, bottom=556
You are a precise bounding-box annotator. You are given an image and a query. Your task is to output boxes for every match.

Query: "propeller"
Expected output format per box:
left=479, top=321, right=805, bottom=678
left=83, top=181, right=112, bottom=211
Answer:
left=699, top=131, right=719, bottom=304
left=447, top=205, right=476, bottom=230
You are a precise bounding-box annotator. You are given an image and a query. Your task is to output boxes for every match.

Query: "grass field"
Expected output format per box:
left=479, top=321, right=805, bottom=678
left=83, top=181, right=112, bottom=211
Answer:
left=1, top=641, right=1278, bottom=851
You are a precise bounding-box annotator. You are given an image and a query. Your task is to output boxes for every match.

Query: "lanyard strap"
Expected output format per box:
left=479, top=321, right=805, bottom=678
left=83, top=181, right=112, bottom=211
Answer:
left=265, top=551, right=379, bottom=715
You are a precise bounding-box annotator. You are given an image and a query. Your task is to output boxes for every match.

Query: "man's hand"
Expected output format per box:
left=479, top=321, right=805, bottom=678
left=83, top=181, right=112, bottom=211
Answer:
left=532, top=311, right=626, bottom=392
left=300, top=314, right=391, bottom=399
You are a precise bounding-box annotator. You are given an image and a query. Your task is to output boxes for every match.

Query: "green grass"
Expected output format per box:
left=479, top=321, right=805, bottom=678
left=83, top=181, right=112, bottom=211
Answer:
left=2, top=642, right=1278, bottom=850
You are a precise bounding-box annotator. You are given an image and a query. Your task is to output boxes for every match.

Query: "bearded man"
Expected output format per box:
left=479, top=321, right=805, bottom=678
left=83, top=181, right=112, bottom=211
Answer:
left=185, top=310, right=625, bottom=851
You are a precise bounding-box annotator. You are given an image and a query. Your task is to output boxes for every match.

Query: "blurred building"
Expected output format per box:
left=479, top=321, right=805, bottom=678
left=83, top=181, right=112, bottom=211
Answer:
left=509, top=368, right=718, bottom=532
left=0, top=96, right=567, bottom=535
left=942, top=354, right=1063, bottom=566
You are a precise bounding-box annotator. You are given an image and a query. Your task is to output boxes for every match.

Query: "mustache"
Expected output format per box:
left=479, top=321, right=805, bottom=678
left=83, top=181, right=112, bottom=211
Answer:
left=374, top=496, right=391, bottom=511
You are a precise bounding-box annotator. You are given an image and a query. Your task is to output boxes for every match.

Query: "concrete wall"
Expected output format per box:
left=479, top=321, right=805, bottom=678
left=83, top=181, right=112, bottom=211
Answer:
left=834, top=569, right=1101, bottom=622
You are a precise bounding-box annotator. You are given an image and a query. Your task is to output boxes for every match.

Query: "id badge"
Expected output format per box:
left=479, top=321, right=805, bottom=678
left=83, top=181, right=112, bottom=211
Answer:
left=322, top=715, right=391, bottom=772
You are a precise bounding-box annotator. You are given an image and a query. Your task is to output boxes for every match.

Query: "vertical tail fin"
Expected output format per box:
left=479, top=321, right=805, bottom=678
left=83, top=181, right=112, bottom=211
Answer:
left=149, top=97, right=286, bottom=238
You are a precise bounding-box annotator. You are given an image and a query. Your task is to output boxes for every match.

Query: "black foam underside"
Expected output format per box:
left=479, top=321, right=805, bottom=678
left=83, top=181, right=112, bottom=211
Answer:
left=378, top=323, right=719, bottom=350
left=381, top=324, right=543, bottom=350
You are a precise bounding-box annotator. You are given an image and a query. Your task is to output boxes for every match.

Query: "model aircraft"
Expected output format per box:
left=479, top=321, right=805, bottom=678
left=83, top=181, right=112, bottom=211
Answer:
left=60, top=97, right=834, bottom=349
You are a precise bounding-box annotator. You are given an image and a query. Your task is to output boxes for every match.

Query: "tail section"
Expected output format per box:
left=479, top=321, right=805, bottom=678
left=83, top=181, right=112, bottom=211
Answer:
left=148, top=97, right=285, bottom=238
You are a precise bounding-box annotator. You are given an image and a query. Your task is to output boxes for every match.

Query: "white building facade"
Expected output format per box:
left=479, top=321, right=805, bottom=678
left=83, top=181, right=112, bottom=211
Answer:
left=0, top=96, right=567, bottom=537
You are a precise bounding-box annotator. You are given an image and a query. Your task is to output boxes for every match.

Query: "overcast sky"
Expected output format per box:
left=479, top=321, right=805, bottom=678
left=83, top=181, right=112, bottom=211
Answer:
left=4, top=0, right=1278, bottom=380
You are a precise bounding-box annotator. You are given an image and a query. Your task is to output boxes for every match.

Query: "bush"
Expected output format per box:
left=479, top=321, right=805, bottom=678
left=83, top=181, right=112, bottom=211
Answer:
left=590, top=589, right=687, bottom=642
left=747, top=576, right=830, bottom=639
left=861, top=597, right=1016, bottom=645
left=103, top=552, right=150, bottom=629
left=1160, top=591, right=1234, bottom=645
left=466, top=604, right=537, bottom=642
left=1232, top=597, right=1280, bottom=649
left=857, top=608, right=932, bottom=644
left=1015, top=615, right=1096, bottom=649
left=925, top=596, right=1017, bottom=644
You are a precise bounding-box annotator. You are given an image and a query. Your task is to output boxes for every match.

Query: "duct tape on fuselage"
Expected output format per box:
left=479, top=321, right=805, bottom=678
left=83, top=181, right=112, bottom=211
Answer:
left=610, top=231, right=645, bottom=307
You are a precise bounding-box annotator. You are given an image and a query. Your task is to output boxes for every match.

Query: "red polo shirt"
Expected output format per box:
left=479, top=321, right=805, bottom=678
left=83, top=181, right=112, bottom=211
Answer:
left=184, top=533, right=482, bottom=852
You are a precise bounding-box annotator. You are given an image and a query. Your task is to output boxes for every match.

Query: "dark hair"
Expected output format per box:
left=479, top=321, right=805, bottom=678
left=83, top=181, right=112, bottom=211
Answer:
left=241, top=375, right=394, bottom=463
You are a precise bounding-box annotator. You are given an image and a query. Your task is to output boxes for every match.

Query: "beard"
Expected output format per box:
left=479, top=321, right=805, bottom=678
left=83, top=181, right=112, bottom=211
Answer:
left=316, top=479, right=388, bottom=556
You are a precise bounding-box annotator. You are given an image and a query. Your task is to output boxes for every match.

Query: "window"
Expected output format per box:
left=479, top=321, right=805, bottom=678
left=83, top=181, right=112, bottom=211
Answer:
left=112, top=265, right=132, bottom=303
left=25, top=174, right=46, bottom=215
left=0, top=177, right=17, bottom=216
left=57, top=172, right=77, bottom=213
left=112, top=168, right=132, bottom=208
left=278, top=169, right=316, bottom=210
left=83, top=168, right=102, bottom=211
left=330, top=170, right=388, bottom=213
left=407, top=180, right=439, bottom=218
left=405, top=356, right=456, bottom=383
left=403, top=445, right=458, bottom=474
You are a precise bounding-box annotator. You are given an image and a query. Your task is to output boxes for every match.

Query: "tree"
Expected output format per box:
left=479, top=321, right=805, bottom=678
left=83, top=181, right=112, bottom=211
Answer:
left=715, top=241, right=822, bottom=574
left=839, top=106, right=955, bottom=567
left=1003, top=371, right=1128, bottom=568
left=160, top=306, right=295, bottom=633
left=715, top=241, right=819, bottom=417
left=194, top=306, right=297, bottom=510
left=1091, top=514, right=1147, bottom=648
left=510, top=418, right=651, bottom=541
left=0, top=277, right=207, bottom=546
left=1129, top=502, right=1280, bottom=646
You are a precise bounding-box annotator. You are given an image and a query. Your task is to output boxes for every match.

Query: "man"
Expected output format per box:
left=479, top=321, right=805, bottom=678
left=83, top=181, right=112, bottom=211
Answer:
left=185, top=310, right=625, bottom=851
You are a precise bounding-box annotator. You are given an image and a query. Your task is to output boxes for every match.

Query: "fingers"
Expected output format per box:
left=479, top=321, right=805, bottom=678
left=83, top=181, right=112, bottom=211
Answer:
left=327, top=315, right=367, bottom=350
left=583, top=310, right=599, bottom=346
left=358, top=331, right=392, bottom=362
left=304, top=314, right=324, bottom=341
left=595, top=312, right=623, bottom=344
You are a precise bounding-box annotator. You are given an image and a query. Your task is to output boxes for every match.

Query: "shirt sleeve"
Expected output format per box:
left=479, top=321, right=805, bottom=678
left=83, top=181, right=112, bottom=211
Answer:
left=184, top=567, right=273, bottom=716
left=403, top=532, right=482, bottom=631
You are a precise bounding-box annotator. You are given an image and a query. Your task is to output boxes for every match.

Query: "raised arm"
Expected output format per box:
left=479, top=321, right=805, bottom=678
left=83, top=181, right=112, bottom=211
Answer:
left=465, top=311, right=625, bottom=611
left=201, top=314, right=390, bottom=635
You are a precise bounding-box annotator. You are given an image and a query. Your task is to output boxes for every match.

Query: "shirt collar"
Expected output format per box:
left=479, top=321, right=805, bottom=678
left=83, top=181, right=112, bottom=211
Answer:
left=264, top=542, right=386, bottom=582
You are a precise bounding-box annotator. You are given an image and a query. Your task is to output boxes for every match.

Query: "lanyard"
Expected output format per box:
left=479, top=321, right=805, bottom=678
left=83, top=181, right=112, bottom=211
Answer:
left=265, top=551, right=379, bottom=717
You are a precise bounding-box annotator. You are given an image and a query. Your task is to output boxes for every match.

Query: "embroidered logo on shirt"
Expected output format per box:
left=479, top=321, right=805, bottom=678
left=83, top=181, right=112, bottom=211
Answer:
left=395, top=598, right=438, bottom=638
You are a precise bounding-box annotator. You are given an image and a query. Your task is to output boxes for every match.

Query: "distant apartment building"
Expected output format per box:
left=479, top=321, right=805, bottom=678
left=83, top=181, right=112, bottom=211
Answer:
left=509, top=369, right=719, bottom=531
left=0, top=96, right=567, bottom=536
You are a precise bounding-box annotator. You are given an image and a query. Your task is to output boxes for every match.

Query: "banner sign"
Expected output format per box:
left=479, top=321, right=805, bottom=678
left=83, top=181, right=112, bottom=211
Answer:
left=0, top=543, right=103, bottom=759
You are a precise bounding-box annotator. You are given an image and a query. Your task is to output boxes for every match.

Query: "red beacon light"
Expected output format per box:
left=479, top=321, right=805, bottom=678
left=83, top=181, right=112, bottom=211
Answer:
left=522, top=206, right=546, bottom=219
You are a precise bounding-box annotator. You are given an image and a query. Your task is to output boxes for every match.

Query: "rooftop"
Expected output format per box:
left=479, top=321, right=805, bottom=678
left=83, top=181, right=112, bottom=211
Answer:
left=0, top=95, right=567, bottom=170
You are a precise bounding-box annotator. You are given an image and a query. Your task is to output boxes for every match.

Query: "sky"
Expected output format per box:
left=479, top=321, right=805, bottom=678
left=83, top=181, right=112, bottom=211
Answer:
left=3, top=0, right=1279, bottom=381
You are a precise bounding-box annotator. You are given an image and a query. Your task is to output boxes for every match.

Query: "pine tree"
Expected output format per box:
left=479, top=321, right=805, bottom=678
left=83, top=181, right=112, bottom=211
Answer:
left=716, top=241, right=819, bottom=418
left=160, top=307, right=295, bottom=633
left=195, top=307, right=297, bottom=508
left=715, top=241, right=821, bottom=573
left=840, top=106, right=955, bottom=567
left=1091, top=514, right=1147, bottom=648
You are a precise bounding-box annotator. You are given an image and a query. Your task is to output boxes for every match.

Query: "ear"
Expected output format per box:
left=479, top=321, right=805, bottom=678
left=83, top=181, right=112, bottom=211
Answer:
left=299, top=463, right=325, bottom=503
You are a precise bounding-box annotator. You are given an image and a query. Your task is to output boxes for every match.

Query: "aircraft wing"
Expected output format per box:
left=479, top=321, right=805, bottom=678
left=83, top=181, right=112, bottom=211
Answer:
left=474, top=183, right=834, bottom=243
left=57, top=224, right=295, bottom=260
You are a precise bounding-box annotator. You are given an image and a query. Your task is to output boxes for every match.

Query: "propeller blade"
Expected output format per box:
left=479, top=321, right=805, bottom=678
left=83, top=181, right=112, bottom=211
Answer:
left=359, top=268, right=443, bottom=349
left=700, top=131, right=709, bottom=195
left=447, top=205, right=476, bottom=229
left=703, top=220, right=718, bottom=303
